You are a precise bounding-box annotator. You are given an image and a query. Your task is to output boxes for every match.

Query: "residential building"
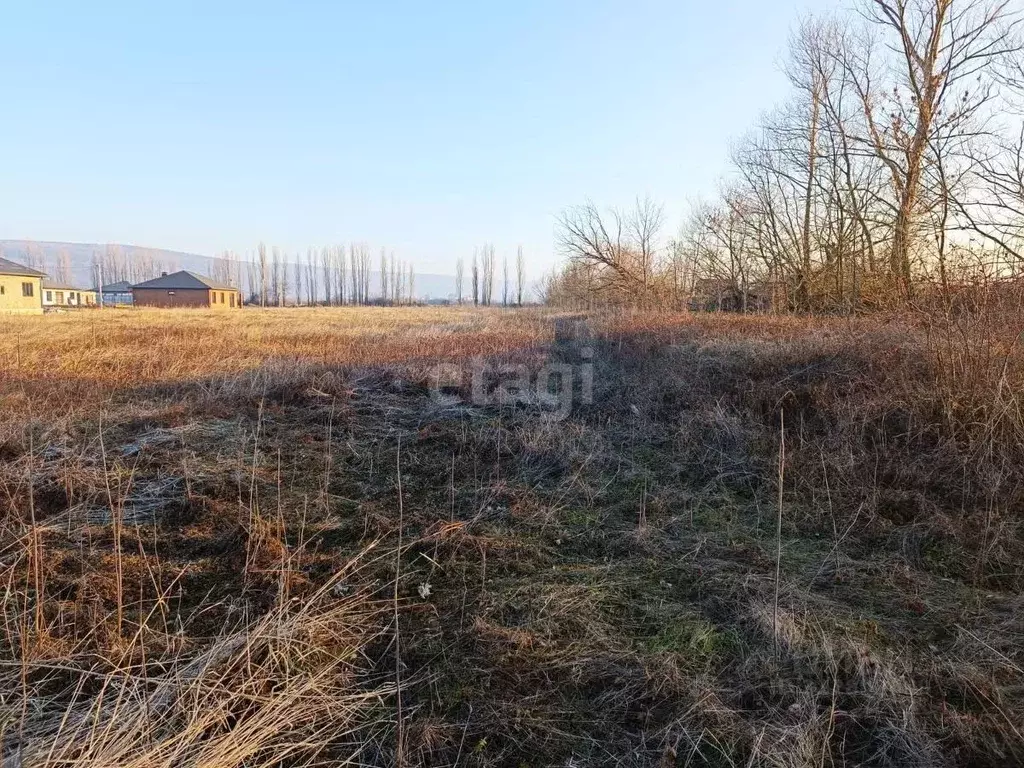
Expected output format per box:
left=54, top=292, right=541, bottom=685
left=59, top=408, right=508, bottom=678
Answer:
left=42, top=280, right=98, bottom=309
left=132, top=270, right=241, bottom=309
left=100, top=280, right=134, bottom=306
left=0, top=257, right=45, bottom=314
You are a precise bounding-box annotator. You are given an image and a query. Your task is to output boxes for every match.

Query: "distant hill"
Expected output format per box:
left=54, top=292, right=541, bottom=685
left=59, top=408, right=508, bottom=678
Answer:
left=0, top=241, right=206, bottom=287
left=0, top=240, right=457, bottom=300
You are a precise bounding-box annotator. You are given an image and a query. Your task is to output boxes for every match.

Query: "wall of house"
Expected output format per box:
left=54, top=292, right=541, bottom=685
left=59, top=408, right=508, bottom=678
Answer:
left=132, top=288, right=241, bottom=309
left=133, top=288, right=211, bottom=308
left=133, top=286, right=240, bottom=309
left=43, top=290, right=98, bottom=307
left=0, top=275, right=43, bottom=314
left=100, top=292, right=133, bottom=306
left=207, top=289, right=241, bottom=310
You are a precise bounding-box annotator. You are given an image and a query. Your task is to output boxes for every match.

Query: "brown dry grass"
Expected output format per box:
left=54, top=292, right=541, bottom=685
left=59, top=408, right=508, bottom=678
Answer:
left=1, top=305, right=1023, bottom=766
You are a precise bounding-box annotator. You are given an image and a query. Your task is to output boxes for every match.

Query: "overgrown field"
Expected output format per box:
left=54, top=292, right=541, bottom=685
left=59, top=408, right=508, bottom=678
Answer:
left=1, top=306, right=1023, bottom=767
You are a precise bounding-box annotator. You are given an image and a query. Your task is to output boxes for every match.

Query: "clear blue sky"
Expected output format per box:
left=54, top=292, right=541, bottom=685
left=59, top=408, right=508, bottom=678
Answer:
left=1, top=0, right=839, bottom=275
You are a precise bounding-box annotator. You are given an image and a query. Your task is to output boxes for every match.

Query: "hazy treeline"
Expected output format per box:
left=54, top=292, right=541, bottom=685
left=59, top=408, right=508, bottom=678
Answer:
left=547, top=0, right=1024, bottom=312
left=70, top=243, right=419, bottom=306
left=79, top=241, right=532, bottom=307
left=204, top=244, right=420, bottom=306
left=453, top=244, right=528, bottom=306
left=213, top=244, right=419, bottom=307
left=14, top=243, right=181, bottom=288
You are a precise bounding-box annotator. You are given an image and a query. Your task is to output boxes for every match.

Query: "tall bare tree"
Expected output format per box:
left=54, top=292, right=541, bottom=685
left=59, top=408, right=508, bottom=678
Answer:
left=502, top=254, right=509, bottom=306
left=472, top=250, right=479, bottom=306
left=455, top=256, right=465, bottom=304
left=846, top=0, right=1018, bottom=296
left=480, top=244, right=497, bottom=305
left=556, top=197, right=665, bottom=307
left=516, top=246, right=526, bottom=306
left=257, top=242, right=269, bottom=307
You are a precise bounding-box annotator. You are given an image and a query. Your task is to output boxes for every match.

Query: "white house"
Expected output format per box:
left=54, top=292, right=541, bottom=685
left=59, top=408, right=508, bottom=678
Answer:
left=42, top=280, right=98, bottom=309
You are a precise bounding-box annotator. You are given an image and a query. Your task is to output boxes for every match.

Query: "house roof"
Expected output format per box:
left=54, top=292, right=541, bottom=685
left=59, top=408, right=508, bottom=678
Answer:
left=0, top=257, right=46, bottom=278
left=42, top=280, right=94, bottom=291
left=132, top=270, right=236, bottom=291
left=100, top=281, right=133, bottom=293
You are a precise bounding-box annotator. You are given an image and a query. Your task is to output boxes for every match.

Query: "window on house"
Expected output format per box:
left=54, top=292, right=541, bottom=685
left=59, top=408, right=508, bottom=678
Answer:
left=0, top=286, right=5, bottom=295
left=45, top=291, right=52, bottom=302
left=230, top=293, right=235, bottom=308
left=55, top=291, right=64, bottom=303
left=22, top=282, right=34, bottom=297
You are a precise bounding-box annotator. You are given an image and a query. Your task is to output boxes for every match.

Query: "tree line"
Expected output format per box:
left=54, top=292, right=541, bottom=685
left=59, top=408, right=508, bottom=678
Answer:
left=63, top=241, right=531, bottom=307
left=547, top=0, right=1024, bottom=312
left=453, top=244, right=528, bottom=306
left=76, top=243, right=418, bottom=306
left=208, top=244, right=418, bottom=307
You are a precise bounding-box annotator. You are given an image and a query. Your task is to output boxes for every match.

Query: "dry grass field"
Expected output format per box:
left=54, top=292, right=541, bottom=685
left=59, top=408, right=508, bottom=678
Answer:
left=1, top=305, right=1023, bottom=767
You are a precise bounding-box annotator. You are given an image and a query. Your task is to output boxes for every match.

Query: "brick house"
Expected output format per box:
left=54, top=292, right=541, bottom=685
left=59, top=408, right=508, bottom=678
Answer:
left=132, top=271, right=242, bottom=309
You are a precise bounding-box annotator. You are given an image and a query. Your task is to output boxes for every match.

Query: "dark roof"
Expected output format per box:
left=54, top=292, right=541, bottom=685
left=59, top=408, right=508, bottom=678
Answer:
left=42, top=280, right=94, bottom=291
left=132, top=270, right=235, bottom=291
left=100, top=281, right=133, bottom=292
left=0, top=257, right=46, bottom=278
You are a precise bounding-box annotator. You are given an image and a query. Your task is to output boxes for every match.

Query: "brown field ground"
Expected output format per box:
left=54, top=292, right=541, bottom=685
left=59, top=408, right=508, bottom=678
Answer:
left=1, top=306, right=1023, bottom=767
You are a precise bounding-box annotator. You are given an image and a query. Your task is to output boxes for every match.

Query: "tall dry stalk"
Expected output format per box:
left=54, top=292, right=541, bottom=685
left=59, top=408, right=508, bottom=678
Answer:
left=774, top=407, right=785, bottom=662
left=392, top=437, right=405, bottom=766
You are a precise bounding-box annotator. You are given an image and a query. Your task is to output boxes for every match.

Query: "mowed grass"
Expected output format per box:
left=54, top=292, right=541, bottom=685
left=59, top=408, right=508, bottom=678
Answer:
left=1, top=306, right=1023, bottom=766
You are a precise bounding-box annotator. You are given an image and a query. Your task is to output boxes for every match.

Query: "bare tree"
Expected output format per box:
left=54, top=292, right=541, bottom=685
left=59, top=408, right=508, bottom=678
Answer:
left=339, top=246, right=352, bottom=307
left=555, top=197, right=665, bottom=306
left=349, top=245, right=359, bottom=304
left=245, top=254, right=259, bottom=303
left=54, top=248, right=72, bottom=284
left=516, top=246, right=526, bottom=306
left=258, top=242, right=269, bottom=307
left=502, top=254, right=509, bottom=306
left=480, top=244, right=496, bottom=305
left=789, top=18, right=825, bottom=309
left=361, top=245, right=371, bottom=304
left=390, top=252, right=399, bottom=304
left=24, top=243, right=44, bottom=272
left=455, top=256, right=465, bottom=304
left=845, top=0, right=1019, bottom=296
left=306, top=248, right=318, bottom=305
left=472, top=250, right=479, bottom=306
left=280, top=251, right=289, bottom=306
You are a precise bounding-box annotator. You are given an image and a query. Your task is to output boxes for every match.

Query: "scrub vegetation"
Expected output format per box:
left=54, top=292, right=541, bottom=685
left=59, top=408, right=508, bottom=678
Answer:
left=1, top=304, right=1023, bottom=766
